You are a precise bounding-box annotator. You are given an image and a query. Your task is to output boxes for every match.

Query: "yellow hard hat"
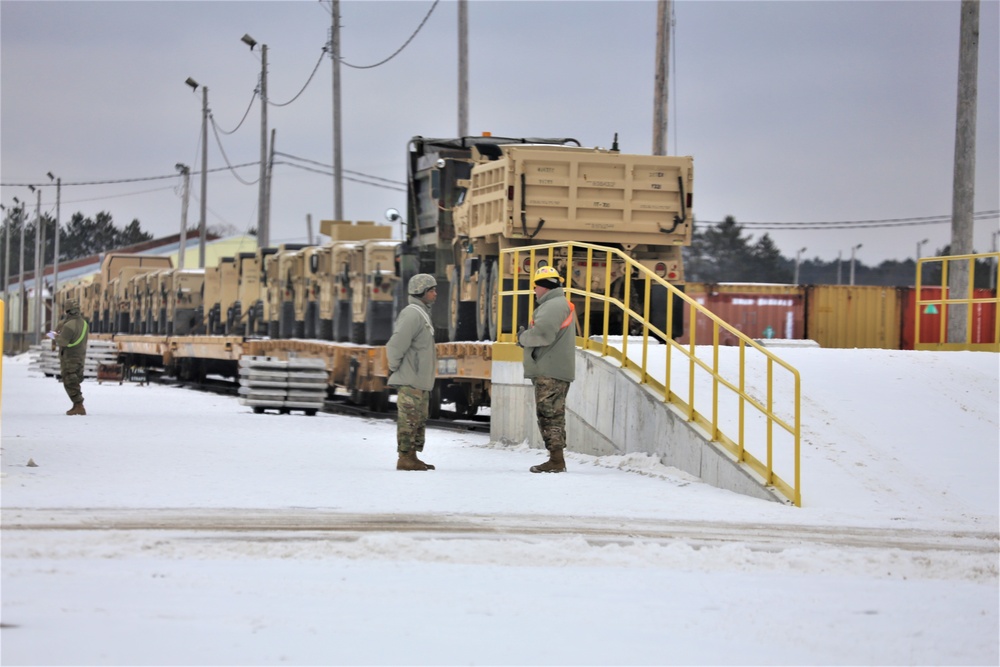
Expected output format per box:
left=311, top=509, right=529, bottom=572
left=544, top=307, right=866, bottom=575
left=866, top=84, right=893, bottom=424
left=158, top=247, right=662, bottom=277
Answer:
left=533, top=265, right=564, bottom=288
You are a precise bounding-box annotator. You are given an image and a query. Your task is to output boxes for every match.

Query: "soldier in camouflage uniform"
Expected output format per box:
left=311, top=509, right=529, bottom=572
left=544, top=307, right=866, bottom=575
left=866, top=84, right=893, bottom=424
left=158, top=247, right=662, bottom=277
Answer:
left=517, top=266, right=576, bottom=473
left=53, top=297, right=90, bottom=416
left=386, top=274, right=438, bottom=471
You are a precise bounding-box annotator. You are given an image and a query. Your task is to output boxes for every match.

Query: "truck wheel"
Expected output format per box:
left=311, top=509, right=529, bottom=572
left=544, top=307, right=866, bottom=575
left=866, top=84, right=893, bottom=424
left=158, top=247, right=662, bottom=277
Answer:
left=448, top=266, right=478, bottom=341
left=350, top=321, right=366, bottom=344
left=476, top=260, right=494, bottom=341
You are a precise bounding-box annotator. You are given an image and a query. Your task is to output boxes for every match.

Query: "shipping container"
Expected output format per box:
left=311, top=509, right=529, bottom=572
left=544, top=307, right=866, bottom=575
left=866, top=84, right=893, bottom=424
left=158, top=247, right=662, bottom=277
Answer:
left=804, top=285, right=903, bottom=349
left=902, top=286, right=998, bottom=349
left=680, top=283, right=805, bottom=345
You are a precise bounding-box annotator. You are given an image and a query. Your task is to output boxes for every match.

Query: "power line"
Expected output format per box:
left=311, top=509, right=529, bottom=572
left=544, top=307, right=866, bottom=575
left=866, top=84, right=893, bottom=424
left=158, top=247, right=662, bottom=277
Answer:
left=213, top=92, right=258, bottom=135
left=269, top=49, right=327, bottom=107
left=275, top=151, right=405, bottom=186
left=695, top=210, right=999, bottom=230
left=336, top=0, right=440, bottom=69
left=275, top=161, right=406, bottom=192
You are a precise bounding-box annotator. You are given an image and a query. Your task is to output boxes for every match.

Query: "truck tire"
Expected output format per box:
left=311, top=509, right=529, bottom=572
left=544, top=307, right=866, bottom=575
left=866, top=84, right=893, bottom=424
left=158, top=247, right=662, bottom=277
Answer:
left=476, top=260, right=494, bottom=341
left=279, top=301, right=295, bottom=339
left=448, top=265, right=478, bottom=341
left=350, top=321, right=366, bottom=345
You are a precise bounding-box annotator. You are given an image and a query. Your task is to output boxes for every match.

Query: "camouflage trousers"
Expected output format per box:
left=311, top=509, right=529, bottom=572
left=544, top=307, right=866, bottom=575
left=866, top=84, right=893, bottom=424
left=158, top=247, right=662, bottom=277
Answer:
left=532, top=376, right=571, bottom=451
left=60, top=356, right=85, bottom=405
left=396, top=385, right=429, bottom=453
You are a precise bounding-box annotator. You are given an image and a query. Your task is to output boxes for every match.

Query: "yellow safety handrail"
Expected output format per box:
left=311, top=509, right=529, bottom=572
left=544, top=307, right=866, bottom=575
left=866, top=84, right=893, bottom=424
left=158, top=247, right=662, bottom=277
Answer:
left=915, top=252, right=1000, bottom=352
left=498, top=242, right=802, bottom=506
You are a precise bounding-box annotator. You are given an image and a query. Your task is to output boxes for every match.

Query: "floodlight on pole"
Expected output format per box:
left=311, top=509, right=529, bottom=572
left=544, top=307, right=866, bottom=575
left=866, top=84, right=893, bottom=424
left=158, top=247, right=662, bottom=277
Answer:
left=850, top=243, right=863, bottom=286
left=186, top=76, right=208, bottom=267
left=916, top=238, right=930, bottom=261
left=241, top=33, right=268, bottom=248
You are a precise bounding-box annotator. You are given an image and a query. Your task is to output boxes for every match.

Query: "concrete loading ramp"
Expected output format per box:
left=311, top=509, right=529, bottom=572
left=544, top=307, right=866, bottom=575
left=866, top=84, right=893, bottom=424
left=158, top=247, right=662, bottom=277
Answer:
left=490, top=347, right=787, bottom=504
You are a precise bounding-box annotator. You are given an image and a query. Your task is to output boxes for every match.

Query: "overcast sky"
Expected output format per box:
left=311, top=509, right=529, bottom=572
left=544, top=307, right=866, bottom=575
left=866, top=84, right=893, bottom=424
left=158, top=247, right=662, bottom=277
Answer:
left=2, top=0, right=998, bottom=264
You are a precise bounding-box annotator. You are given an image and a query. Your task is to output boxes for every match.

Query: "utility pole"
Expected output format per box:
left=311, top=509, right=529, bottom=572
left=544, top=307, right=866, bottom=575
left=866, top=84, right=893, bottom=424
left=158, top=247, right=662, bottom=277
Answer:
left=948, top=0, right=979, bottom=343
left=31, top=185, right=42, bottom=342
left=1, top=205, right=8, bottom=335
left=836, top=250, right=842, bottom=285
left=652, top=0, right=671, bottom=155
left=199, top=86, right=209, bottom=268
left=176, top=164, right=191, bottom=270
left=15, top=197, right=25, bottom=335
left=266, top=128, right=276, bottom=242
left=331, top=0, right=344, bottom=220
left=47, top=173, right=61, bottom=322
left=258, top=44, right=269, bottom=247
left=458, top=0, right=469, bottom=137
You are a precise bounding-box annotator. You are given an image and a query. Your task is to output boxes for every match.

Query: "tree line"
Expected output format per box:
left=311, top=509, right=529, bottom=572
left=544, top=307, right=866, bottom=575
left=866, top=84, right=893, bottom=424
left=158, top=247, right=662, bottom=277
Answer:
left=0, top=210, right=153, bottom=285
left=683, top=216, right=997, bottom=289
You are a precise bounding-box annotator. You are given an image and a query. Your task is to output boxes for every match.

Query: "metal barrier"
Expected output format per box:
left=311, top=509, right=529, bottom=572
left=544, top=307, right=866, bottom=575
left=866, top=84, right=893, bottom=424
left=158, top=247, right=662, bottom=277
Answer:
left=915, top=252, right=999, bottom=352
left=498, top=242, right=802, bottom=506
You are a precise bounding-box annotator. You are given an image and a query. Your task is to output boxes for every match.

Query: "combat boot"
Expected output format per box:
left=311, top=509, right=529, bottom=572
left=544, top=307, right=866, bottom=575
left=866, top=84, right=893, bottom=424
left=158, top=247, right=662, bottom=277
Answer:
left=412, top=450, right=435, bottom=470
left=396, top=450, right=429, bottom=471
left=530, top=447, right=566, bottom=473
left=66, top=402, right=86, bottom=416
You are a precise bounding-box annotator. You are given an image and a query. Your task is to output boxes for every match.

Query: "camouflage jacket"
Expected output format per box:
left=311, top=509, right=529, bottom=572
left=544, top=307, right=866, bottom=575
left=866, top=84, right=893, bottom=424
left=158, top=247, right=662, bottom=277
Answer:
left=518, top=287, right=576, bottom=382
left=386, top=296, right=437, bottom=391
left=55, top=306, right=90, bottom=362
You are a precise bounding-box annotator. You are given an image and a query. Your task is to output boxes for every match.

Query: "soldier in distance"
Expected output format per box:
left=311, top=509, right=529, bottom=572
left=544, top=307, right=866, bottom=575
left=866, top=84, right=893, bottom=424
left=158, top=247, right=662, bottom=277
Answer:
left=51, top=297, right=90, bottom=416
left=517, top=266, right=576, bottom=473
left=386, top=273, right=438, bottom=471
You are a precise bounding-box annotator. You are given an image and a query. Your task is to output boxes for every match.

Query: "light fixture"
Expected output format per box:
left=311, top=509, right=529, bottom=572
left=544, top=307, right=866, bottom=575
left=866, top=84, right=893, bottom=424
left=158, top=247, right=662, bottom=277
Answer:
left=241, top=33, right=257, bottom=50
left=185, top=77, right=199, bottom=91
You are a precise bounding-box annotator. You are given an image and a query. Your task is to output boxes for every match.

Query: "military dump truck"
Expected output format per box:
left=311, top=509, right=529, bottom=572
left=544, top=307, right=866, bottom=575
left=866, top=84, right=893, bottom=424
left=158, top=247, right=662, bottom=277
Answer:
left=400, top=135, right=693, bottom=341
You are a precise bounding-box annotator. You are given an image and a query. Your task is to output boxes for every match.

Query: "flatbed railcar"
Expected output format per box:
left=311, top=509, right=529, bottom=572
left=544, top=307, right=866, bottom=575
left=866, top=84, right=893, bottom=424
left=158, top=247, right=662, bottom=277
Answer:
left=94, top=333, right=493, bottom=417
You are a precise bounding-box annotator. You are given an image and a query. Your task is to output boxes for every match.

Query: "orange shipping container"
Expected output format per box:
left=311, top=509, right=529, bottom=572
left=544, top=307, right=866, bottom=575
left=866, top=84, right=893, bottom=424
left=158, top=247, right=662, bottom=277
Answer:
left=680, top=283, right=805, bottom=345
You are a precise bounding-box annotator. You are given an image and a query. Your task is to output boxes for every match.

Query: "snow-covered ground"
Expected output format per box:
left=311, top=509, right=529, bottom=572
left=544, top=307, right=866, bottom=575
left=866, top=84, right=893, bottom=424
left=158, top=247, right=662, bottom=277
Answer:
left=1, top=347, right=997, bottom=666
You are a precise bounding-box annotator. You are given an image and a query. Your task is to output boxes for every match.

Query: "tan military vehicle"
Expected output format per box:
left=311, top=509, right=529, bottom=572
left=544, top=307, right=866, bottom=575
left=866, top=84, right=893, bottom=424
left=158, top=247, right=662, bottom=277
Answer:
left=202, top=259, right=230, bottom=335
left=216, top=256, right=240, bottom=336
left=229, top=251, right=263, bottom=336
left=316, top=221, right=394, bottom=343
left=349, top=239, right=400, bottom=345
left=402, top=135, right=693, bottom=341
left=166, top=268, right=205, bottom=335
left=301, top=245, right=326, bottom=339
left=327, top=241, right=362, bottom=342
left=96, top=253, right=172, bottom=333
left=263, top=244, right=309, bottom=339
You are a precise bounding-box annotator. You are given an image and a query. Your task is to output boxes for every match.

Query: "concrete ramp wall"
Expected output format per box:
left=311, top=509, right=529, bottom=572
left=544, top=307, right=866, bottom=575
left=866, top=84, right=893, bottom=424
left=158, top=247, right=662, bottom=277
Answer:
left=490, top=347, right=785, bottom=504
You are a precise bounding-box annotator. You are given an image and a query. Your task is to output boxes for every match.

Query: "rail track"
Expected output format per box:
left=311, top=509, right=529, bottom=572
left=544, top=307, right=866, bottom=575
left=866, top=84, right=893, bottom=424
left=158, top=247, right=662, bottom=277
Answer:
left=151, top=371, right=491, bottom=434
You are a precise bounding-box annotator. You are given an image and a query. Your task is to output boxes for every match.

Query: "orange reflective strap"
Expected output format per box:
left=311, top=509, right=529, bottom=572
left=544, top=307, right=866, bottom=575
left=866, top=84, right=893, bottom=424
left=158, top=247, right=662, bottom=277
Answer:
left=559, top=303, right=576, bottom=330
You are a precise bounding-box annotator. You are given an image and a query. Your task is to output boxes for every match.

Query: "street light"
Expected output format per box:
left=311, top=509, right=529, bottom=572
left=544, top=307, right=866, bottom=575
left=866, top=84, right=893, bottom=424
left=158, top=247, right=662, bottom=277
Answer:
left=794, top=246, right=807, bottom=285
left=241, top=33, right=269, bottom=248
left=175, top=164, right=192, bottom=270
left=186, top=77, right=208, bottom=268
left=850, top=243, right=863, bottom=286
left=48, top=172, right=61, bottom=322
left=916, top=238, right=929, bottom=262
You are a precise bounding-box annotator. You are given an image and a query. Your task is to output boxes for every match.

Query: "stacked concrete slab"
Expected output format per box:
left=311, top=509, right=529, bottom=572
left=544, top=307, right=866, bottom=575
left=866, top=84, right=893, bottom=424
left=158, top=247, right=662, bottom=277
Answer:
left=238, top=355, right=326, bottom=415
